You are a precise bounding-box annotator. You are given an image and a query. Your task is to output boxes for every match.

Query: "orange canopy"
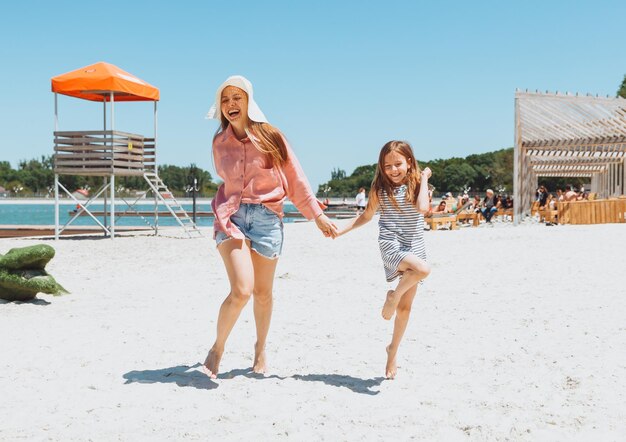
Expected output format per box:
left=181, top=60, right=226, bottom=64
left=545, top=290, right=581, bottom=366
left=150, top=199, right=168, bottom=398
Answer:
left=51, top=62, right=159, bottom=102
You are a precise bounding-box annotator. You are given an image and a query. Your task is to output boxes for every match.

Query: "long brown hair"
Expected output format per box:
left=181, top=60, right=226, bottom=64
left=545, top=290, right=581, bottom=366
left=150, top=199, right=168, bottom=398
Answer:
left=217, top=107, right=287, bottom=167
left=369, top=140, right=422, bottom=211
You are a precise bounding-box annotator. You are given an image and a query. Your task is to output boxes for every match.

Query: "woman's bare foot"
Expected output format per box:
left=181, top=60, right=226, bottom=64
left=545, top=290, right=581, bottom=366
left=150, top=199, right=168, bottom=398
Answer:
left=202, top=348, right=222, bottom=379
left=253, top=345, right=267, bottom=374
left=385, top=345, right=397, bottom=379
left=382, top=290, right=401, bottom=320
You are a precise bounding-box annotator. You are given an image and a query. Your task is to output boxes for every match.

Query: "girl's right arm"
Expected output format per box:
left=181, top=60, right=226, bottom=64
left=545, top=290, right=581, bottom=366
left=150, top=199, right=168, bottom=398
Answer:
left=337, top=198, right=378, bottom=237
left=416, top=167, right=432, bottom=214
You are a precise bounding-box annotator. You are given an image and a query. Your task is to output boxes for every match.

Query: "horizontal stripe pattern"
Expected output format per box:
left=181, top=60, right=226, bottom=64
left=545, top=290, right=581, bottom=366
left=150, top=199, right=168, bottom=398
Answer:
left=378, top=184, right=426, bottom=282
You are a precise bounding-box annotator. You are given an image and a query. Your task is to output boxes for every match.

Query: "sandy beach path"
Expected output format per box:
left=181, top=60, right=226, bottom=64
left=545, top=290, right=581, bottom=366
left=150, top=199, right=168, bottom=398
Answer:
left=1, top=221, right=625, bottom=440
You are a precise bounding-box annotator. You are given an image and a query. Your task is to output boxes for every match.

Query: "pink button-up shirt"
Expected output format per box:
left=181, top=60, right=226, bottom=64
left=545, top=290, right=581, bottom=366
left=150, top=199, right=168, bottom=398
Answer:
left=211, top=125, right=324, bottom=239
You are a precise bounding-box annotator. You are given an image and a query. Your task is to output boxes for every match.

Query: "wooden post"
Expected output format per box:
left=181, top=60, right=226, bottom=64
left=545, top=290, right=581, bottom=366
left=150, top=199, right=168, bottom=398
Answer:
left=110, top=92, right=115, bottom=239
left=103, top=176, right=108, bottom=232
left=54, top=174, right=59, bottom=240
left=110, top=174, right=115, bottom=239
left=54, top=93, right=59, bottom=240
left=513, top=95, right=523, bottom=225
left=154, top=101, right=159, bottom=234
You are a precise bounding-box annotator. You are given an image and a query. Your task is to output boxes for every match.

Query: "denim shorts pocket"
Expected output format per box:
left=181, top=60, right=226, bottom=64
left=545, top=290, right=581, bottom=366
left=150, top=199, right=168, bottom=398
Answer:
left=250, top=205, right=283, bottom=258
left=260, top=205, right=281, bottom=222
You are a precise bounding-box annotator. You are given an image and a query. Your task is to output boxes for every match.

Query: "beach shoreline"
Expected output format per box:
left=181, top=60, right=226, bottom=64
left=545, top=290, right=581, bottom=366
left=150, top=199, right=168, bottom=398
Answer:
left=0, top=197, right=215, bottom=205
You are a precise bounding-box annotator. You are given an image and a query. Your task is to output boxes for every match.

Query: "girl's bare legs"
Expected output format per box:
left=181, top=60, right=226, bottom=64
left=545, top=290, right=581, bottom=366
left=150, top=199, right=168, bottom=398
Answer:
left=386, top=285, right=418, bottom=379
left=250, top=251, right=279, bottom=374
left=203, top=239, right=255, bottom=379
left=382, top=255, right=430, bottom=320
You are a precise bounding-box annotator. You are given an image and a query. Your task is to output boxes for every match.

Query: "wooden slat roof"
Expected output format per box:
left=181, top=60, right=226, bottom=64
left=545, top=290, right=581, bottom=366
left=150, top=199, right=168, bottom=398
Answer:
left=517, top=91, right=626, bottom=149
left=516, top=91, right=626, bottom=178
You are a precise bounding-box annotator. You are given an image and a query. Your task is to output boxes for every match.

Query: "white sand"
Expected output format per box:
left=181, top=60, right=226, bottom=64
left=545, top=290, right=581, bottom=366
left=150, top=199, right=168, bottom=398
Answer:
left=1, top=220, right=625, bottom=440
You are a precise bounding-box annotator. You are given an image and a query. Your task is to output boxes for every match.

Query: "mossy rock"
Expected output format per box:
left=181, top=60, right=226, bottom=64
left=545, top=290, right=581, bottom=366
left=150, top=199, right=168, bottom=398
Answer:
left=0, top=244, right=68, bottom=302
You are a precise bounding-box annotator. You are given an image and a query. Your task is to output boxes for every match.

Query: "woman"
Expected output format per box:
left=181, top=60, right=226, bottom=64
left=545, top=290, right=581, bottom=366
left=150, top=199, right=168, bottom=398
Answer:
left=203, top=76, right=338, bottom=378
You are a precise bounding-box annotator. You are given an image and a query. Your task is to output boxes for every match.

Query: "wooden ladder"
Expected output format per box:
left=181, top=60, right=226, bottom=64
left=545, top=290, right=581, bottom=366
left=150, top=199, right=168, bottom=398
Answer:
left=143, top=172, right=203, bottom=238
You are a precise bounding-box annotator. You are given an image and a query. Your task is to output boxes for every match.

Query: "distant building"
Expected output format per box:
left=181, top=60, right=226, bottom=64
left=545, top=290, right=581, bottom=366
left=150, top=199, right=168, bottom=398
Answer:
left=0, top=186, right=7, bottom=198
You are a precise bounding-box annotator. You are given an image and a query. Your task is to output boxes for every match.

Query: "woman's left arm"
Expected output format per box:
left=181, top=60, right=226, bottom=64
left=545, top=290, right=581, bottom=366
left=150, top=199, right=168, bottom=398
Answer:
left=416, top=167, right=432, bottom=214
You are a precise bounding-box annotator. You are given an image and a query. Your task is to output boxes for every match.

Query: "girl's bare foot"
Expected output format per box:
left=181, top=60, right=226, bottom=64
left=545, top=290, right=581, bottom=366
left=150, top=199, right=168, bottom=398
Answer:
left=202, top=348, right=222, bottom=379
left=385, top=345, right=397, bottom=379
left=382, top=290, right=401, bottom=320
left=253, top=346, right=267, bottom=374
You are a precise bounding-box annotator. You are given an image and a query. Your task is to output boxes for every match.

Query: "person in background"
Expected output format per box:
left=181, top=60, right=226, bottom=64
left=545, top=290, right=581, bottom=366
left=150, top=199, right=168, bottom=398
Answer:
left=564, top=185, right=578, bottom=202
left=505, top=195, right=513, bottom=209
left=471, top=195, right=481, bottom=212
left=480, top=189, right=499, bottom=223
left=444, top=192, right=457, bottom=212
left=355, top=187, right=367, bottom=214
left=537, top=185, right=549, bottom=209
left=433, top=200, right=447, bottom=213
left=556, top=188, right=564, bottom=202
left=459, top=192, right=469, bottom=208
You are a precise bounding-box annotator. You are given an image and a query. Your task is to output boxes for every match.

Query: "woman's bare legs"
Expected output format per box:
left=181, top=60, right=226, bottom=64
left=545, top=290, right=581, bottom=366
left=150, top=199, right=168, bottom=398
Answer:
left=382, top=255, right=430, bottom=320
left=250, top=251, right=279, bottom=374
left=203, top=239, right=255, bottom=379
left=386, top=285, right=418, bottom=379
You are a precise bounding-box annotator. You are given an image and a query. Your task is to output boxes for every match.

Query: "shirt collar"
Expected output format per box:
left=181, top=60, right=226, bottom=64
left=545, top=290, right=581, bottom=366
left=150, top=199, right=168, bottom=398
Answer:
left=220, top=124, right=261, bottom=146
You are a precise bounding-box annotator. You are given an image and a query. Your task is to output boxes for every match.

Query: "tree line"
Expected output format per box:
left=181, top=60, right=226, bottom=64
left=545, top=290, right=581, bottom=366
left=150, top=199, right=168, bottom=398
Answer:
left=317, top=147, right=586, bottom=198
left=0, top=156, right=218, bottom=197
left=0, top=149, right=591, bottom=199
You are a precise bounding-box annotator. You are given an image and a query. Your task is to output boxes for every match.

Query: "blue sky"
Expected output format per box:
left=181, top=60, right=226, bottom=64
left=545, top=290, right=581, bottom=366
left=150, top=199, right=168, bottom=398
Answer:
left=0, top=0, right=624, bottom=190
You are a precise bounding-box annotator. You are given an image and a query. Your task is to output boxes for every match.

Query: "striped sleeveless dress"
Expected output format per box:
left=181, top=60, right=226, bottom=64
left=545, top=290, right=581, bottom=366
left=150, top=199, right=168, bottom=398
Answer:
left=378, top=184, right=427, bottom=282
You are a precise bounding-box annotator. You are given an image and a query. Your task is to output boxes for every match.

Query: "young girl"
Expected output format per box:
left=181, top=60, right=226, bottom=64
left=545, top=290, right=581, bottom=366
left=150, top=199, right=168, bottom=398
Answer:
left=203, top=75, right=338, bottom=379
left=338, top=140, right=431, bottom=379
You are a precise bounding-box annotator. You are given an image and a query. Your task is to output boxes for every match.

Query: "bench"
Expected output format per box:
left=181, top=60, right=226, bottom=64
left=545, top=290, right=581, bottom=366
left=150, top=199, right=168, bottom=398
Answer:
left=493, top=208, right=514, bottom=221
left=425, top=214, right=458, bottom=230
left=456, top=211, right=480, bottom=226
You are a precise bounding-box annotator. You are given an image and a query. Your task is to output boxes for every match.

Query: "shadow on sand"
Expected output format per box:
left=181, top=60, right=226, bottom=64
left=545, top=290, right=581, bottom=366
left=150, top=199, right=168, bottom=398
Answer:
left=0, top=298, right=51, bottom=306
left=291, top=374, right=384, bottom=395
left=124, top=364, right=384, bottom=395
left=220, top=368, right=384, bottom=395
left=123, top=363, right=218, bottom=390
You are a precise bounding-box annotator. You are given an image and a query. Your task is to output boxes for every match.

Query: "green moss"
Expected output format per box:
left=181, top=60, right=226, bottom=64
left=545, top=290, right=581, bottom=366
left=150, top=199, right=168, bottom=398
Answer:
left=0, top=244, right=56, bottom=270
left=0, top=245, right=68, bottom=302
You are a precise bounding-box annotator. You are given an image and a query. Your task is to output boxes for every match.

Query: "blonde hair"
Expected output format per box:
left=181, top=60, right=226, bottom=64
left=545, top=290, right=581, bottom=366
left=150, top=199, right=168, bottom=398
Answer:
left=216, top=94, right=287, bottom=166
left=369, top=140, right=422, bottom=211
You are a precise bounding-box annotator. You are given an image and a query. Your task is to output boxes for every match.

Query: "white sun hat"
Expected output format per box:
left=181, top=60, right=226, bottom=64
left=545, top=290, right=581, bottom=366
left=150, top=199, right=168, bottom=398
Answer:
left=205, top=75, right=268, bottom=123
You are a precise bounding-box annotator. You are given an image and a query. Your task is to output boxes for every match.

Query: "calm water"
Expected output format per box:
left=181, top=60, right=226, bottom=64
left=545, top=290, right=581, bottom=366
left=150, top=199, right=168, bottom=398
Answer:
left=0, top=202, right=300, bottom=227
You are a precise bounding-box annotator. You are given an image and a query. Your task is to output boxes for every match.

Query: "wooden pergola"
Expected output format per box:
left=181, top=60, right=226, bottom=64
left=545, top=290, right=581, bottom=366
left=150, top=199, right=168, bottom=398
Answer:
left=513, top=90, right=626, bottom=224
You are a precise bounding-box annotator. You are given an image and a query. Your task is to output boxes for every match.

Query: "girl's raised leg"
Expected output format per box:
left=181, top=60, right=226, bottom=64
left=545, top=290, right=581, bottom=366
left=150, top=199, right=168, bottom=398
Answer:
left=203, top=239, right=255, bottom=379
left=386, top=285, right=418, bottom=379
left=250, top=251, right=279, bottom=374
left=382, top=255, right=430, bottom=320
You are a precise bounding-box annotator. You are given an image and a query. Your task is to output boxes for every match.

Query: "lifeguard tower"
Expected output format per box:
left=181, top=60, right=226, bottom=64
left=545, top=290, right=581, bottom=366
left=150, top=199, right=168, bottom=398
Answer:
left=51, top=62, right=201, bottom=239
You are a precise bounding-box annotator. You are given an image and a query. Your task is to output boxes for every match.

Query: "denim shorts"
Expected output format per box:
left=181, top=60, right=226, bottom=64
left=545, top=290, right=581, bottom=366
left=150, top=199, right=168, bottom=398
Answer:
left=215, top=203, right=284, bottom=259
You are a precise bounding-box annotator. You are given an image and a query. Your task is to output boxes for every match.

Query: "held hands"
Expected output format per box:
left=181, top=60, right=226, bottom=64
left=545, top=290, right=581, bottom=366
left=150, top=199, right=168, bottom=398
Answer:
left=315, top=213, right=339, bottom=239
